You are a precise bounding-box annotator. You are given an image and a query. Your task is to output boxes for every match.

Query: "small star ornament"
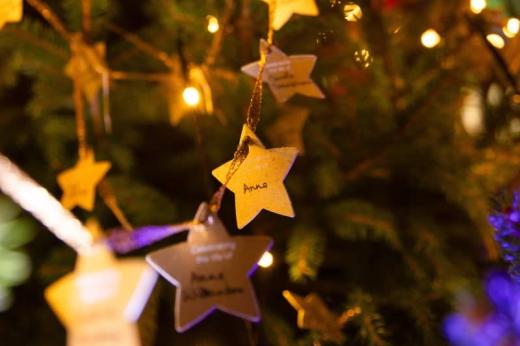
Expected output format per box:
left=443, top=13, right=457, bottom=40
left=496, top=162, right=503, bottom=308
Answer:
left=45, top=243, right=158, bottom=346
left=0, top=0, right=22, bottom=30
left=241, top=40, right=324, bottom=103
left=266, top=106, right=309, bottom=154
left=146, top=203, right=272, bottom=332
left=65, top=35, right=107, bottom=102
left=57, top=150, right=111, bottom=211
left=283, top=290, right=346, bottom=343
left=212, top=125, right=298, bottom=229
left=262, top=0, right=319, bottom=30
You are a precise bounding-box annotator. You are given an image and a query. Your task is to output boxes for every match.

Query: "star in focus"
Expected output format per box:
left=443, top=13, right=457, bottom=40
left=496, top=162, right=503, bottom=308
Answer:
left=146, top=203, right=272, bottom=332
left=267, top=106, right=309, bottom=154
left=212, top=125, right=298, bottom=229
left=57, top=150, right=111, bottom=211
left=283, top=290, right=347, bottom=343
left=241, top=40, right=324, bottom=103
left=262, top=0, right=319, bottom=30
left=0, top=0, right=22, bottom=30
left=45, top=243, right=158, bottom=346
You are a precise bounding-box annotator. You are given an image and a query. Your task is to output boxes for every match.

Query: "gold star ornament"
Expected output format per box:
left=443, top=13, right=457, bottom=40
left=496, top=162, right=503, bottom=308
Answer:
left=212, top=125, right=298, bottom=229
left=65, top=35, right=107, bottom=102
left=241, top=40, right=324, bottom=103
left=57, top=151, right=111, bottom=211
left=262, top=0, right=319, bottom=30
left=45, top=244, right=158, bottom=346
left=146, top=203, right=272, bottom=332
left=0, top=0, right=22, bottom=30
left=283, top=290, right=346, bottom=343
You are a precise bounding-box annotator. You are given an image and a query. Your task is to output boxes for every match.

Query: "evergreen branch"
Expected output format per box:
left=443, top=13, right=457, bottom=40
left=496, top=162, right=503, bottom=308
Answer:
left=3, top=27, right=68, bottom=59
left=286, top=227, right=326, bottom=283
left=349, top=291, right=390, bottom=346
left=25, top=0, right=71, bottom=41
left=326, top=200, right=401, bottom=250
left=106, top=23, right=176, bottom=70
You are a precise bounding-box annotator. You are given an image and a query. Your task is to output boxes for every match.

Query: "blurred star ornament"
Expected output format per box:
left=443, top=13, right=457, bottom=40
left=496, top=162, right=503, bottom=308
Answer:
left=0, top=0, right=22, bottom=30
left=65, top=35, right=108, bottom=102
left=283, top=290, right=346, bottom=343
left=57, top=150, right=111, bottom=211
left=262, top=0, right=319, bottom=30
left=241, top=40, right=324, bottom=103
left=146, top=203, right=272, bottom=332
left=45, top=243, right=158, bottom=346
left=267, top=106, right=309, bottom=154
left=212, top=125, right=298, bottom=229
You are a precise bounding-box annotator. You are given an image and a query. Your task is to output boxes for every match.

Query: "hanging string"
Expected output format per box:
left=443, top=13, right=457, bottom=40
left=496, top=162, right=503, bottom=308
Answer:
left=71, top=60, right=89, bottom=159
left=209, top=0, right=276, bottom=213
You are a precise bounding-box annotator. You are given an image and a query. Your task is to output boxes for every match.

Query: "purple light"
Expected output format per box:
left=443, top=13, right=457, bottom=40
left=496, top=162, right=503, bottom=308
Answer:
left=444, top=271, right=520, bottom=346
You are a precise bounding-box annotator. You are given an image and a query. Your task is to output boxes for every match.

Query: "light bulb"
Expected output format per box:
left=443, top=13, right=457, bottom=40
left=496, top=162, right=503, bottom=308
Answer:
left=258, top=251, right=273, bottom=268
left=207, top=15, right=219, bottom=34
left=182, top=87, right=201, bottom=107
left=421, top=29, right=441, bottom=48
left=504, top=18, right=520, bottom=38
left=486, top=33, right=505, bottom=49
left=470, top=0, right=487, bottom=14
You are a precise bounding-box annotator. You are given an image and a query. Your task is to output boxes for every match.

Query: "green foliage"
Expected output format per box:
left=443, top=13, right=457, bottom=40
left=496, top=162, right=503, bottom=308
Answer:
left=325, top=200, right=400, bottom=250
left=286, top=226, right=326, bottom=283
left=0, top=0, right=518, bottom=344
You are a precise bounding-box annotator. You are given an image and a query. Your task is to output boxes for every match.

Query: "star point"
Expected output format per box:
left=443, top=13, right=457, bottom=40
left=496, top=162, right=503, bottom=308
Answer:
left=45, top=244, right=158, bottom=346
left=212, top=125, right=298, bottom=229
left=262, top=0, right=319, bottom=30
left=146, top=205, right=272, bottom=332
left=57, top=151, right=111, bottom=211
left=241, top=40, right=324, bottom=103
left=0, top=0, right=23, bottom=30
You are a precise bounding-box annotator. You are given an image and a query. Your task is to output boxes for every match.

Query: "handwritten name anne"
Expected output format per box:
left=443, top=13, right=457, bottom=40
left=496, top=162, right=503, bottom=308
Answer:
left=243, top=182, right=268, bottom=194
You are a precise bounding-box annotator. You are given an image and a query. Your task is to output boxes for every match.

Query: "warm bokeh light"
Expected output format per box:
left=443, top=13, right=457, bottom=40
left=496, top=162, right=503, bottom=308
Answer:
left=504, top=18, right=520, bottom=38
left=343, top=3, right=362, bottom=22
left=182, top=87, right=201, bottom=107
left=206, top=15, right=219, bottom=33
left=461, top=88, right=484, bottom=136
left=486, top=33, right=505, bottom=49
left=470, top=0, right=487, bottom=14
left=258, top=251, right=274, bottom=268
left=421, top=29, right=441, bottom=48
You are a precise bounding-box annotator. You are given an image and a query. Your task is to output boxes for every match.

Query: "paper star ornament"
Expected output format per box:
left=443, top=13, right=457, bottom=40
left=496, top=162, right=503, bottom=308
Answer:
left=0, top=0, right=22, bottom=30
left=262, top=0, right=319, bottom=30
left=146, top=203, right=272, bottom=332
left=267, top=106, right=309, bottom=154
left=241, top=40, right=324, bottom=103
left=45, top=244, right=158, bottom=346
left=57, top=151, right=111, bottom=211
left=283, top=290, right=346, bottom=343
left=212, top=125, right=298, bottom=229
left=65, top=35, right=107, bottom=102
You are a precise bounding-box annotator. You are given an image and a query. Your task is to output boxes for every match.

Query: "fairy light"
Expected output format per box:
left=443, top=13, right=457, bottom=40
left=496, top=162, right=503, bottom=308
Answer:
left=206, top=15, right=220, bottom=34
left=0, top=153, right=93, bottom=254
left=504, top=18, right=520, bottom=38
left=486, top=33, right=505, bottom=49
left=470, top=0, right=486, bottom=14
left=421, top=29, right=441, bottom=48
left=258, top=251, right=274, bottom=268
left=182, top=87, right=201, bottom=107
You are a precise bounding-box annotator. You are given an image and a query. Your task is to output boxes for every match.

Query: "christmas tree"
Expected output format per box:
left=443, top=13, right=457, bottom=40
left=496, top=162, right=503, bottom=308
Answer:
left=0, top=0, right=520, bottom=345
